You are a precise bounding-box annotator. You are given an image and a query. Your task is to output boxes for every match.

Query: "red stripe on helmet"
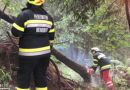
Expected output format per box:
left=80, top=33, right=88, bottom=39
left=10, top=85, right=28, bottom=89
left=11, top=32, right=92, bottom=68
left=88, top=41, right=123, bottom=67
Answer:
left=36, top=0, right=43, bottom=4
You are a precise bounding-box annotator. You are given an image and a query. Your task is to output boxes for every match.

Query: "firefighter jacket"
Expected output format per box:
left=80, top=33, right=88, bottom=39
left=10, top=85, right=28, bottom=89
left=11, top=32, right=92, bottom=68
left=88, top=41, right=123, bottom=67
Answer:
left=91, top=52, right=111, bottom=71
left=11, top=5, right=55, bottom=56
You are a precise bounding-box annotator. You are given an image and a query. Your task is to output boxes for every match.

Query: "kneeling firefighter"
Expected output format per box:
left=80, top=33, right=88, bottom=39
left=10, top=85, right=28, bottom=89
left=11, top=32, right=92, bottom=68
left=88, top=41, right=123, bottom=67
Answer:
left=11, top=0, right=55, bottom=90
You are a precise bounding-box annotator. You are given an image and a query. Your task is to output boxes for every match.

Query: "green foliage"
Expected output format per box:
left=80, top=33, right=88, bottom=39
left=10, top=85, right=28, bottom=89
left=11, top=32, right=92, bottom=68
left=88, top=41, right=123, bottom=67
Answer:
left=47, top=0, right=105, bottom=23
left=127, top=67, right=130, bottom=75
left=110, top=60, right=130, bottom=89
left=0, top=0, right=26, bottom=16
left=76, top=88, right=82, bottom=90
left=0, top=69, right=11, bottom=88
left=111, top=60, right=127, bottom=70
left=84, top=3, right=129, bottom=52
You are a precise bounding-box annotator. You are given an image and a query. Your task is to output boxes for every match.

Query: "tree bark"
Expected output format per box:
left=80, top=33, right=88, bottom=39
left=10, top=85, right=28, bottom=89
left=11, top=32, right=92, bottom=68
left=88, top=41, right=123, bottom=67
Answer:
left=52, top=48, right=90, bottom=82
left=125, top=0, right=130, bottom=31
left=0, top=10, right=15, bottom=23
left=0, top=9, right=90, bottom=82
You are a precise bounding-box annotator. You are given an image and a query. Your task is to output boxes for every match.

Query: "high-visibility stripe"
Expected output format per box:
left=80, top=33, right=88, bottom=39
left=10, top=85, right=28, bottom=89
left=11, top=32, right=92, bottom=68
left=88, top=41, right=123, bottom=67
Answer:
left=13, top=23, right=24, bottom=32
left=36, top=87, right=47, bottom=90
left=19, top=50, right=51, bottom=56
left=24, top=20, right=53, bottom=26
left=26, top=24, right=52, bottom=28
left=98, top=54, right=105, bottom=59
left=106, top=81, right=112, bottom=85
left=101, top=65, right=111, bottom=70
left=19, top=46, right=50, bottom=52
left=93, top=59, right=98, bottom=62
left=17, top=87, right=29, bottom=90
left=107, top=84, right=113, bottom=87
left=49, top=29, right=55, bottom=33
left=93, top=64, right=98, bottom=66
left=50, top=40, right=54, bottom=43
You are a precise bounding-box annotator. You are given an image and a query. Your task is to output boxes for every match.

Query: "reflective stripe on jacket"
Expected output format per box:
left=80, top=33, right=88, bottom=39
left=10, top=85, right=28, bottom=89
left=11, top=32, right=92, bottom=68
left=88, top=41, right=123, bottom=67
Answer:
left=91, top=52, right=111, bottom=71
left=11, top=5, right=55, bottom=56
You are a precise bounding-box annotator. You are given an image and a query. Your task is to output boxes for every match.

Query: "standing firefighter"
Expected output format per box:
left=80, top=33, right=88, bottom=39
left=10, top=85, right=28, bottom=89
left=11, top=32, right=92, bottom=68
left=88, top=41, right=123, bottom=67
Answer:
left=11, top=0, right=55, bottom=90
left=87, top=47, right=114, bottom=90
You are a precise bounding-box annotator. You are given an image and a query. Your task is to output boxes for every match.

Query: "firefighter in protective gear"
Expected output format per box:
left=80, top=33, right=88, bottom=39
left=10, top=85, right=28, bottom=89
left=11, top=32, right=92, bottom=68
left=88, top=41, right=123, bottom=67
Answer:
left=11, top=0, right=55, bottom=90
left=87, top=47, right=114, bottom=90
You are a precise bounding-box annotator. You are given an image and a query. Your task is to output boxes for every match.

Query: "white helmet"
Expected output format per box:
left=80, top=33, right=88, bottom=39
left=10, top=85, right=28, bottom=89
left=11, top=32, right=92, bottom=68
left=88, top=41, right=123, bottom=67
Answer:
left=91, top=47, right=101, bottom=52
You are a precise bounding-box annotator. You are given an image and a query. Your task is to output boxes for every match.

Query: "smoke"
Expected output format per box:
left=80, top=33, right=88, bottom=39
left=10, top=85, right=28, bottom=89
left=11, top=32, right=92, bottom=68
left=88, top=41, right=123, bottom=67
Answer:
left=55, top=44, right=93, bottom=67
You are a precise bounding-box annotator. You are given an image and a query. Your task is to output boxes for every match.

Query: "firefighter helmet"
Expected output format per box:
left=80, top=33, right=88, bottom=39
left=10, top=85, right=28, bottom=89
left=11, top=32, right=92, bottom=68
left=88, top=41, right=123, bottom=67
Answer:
left=28, top=0, right=45, bottom=6
left=91, top=47, right=101, bottom=52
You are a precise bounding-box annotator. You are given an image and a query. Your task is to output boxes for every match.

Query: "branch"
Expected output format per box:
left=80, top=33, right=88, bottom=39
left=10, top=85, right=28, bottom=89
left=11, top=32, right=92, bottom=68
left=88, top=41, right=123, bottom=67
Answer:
left=0, top=9, right=15, bottom=23
left=54, top=40, right=70, bottom=45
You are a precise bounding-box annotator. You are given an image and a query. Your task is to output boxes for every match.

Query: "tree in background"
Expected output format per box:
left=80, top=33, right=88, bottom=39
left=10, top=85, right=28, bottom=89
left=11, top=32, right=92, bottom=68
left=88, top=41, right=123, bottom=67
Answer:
left=46, top=0, right=130, bottom=62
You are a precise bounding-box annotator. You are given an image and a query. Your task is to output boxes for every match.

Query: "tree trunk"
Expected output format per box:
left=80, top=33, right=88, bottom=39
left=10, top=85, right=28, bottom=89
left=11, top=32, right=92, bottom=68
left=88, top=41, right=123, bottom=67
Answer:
left=52, top=48, right=90, bottom=82
left=0, top=9, right=90, bottom=82
left=125, top=0, right=130, bottom=30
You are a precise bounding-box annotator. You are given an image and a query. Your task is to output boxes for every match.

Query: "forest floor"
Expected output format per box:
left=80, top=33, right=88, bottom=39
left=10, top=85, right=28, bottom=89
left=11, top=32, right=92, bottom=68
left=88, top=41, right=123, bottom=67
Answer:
left=0, top=40, right=130, bottom=90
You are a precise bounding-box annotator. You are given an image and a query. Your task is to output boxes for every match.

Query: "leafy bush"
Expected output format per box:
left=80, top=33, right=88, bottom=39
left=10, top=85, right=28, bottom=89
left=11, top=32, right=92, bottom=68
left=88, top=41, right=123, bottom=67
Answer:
left=0, top=69, right=11, bottom=88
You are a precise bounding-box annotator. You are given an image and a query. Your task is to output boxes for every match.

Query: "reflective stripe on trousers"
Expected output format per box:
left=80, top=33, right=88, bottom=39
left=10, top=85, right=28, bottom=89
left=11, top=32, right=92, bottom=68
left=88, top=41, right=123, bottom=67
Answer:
left=100, top=70, right=114, bottom=90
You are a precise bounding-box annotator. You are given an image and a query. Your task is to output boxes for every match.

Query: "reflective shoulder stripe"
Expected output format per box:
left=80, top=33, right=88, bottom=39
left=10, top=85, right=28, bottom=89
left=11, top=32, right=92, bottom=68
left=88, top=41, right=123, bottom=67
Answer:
left=49, top=29, right=55, bottom=33
left=101, top=65, right=111, bottom=70
left=50, top=40, right=54, bottom=43
left=19, top=50, right=51, bottom=56
left=24, top=20, right=53, bottom=26
left=93, top=64, right=98, bottom=66
left=19, top=46, right=50, bottom=52
left=93, top=59, right=98, bottom=62
left=13, top=23, right=24, bottom=32
left=98, top=54, right=105, bottom=59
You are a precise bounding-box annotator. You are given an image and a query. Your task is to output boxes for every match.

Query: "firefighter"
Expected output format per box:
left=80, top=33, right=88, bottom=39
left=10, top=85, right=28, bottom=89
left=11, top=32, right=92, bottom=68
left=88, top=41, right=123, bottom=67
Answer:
left=87, top=47, right=114, bottom=90
left=11, top=0, right=55, bottom=90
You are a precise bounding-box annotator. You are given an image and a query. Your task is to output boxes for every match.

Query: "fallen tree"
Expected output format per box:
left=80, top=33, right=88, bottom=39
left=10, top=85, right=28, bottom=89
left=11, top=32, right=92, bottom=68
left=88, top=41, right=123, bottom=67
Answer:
left=0, top=9, right=90, bottom=82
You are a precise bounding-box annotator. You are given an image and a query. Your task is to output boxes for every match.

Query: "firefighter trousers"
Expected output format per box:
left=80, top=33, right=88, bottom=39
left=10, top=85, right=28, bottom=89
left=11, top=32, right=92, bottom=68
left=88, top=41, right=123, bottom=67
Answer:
left=17, top=54, right=50, bottom=89
left=100, top=70, right=114, bottom=90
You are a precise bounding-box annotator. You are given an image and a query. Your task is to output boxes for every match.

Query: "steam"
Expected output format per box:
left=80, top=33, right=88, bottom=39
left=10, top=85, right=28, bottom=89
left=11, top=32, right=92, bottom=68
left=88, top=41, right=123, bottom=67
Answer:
left=55, top=44, right=93, bottom=67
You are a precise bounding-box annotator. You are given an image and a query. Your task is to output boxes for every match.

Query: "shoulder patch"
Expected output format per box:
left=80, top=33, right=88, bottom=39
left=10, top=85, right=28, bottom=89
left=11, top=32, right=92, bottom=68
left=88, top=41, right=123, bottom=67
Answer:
left=34, top=14, right=48, bottom=20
